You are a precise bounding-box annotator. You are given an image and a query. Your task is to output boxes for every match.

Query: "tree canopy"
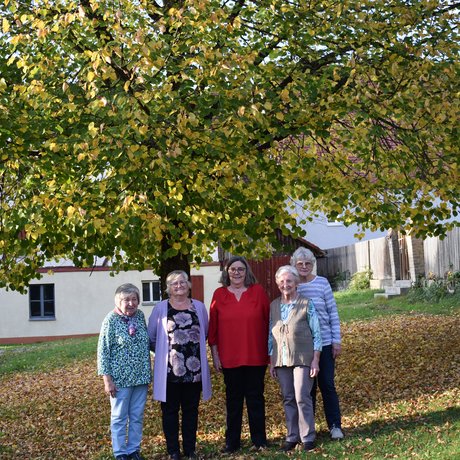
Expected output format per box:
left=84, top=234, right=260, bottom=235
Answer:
left=0, top=0, right=459, bottom=290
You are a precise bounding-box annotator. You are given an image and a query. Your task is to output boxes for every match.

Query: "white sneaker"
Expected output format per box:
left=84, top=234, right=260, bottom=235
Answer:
left=330, top=426, right=344, bottom=440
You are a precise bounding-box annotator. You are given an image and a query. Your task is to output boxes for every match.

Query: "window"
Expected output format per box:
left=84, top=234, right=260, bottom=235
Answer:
left=142, top=280, right=161, bottom=304
left=29, top=284, right=55, bottom=320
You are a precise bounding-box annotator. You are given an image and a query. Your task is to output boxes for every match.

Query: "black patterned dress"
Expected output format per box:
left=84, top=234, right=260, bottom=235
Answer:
left=166, top=303, right=202, bottom=383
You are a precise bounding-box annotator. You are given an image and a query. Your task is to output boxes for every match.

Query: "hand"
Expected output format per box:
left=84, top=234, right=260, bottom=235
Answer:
left=103, top=375, right=117, bottom=397
left=213, top=356, right=222, bottom=372
left=310, top=359, right=320, bottom=378
left=332, top=343, right=342, bottom=359
left=269, top=364, right=277, bottom=379
left=211, top=346, right=222, bottom=372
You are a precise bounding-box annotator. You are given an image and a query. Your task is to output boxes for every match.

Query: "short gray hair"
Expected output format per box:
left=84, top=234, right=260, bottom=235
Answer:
left=275, top=265, right=300, bottom=284
left=165, top=270, right=192, bottom=295
left=114, top=283, right=140, bottom=305
left=290, top=247, right=316, bottom=266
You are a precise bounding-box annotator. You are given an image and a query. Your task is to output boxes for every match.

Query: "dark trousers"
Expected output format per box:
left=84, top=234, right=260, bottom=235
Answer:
left=222, top=365, right=267, bottom=448
left=161, top=382, right=202, bottom=456
left=311, top=344, right=342, bottom=429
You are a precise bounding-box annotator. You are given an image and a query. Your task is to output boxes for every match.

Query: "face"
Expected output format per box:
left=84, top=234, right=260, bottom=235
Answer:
left=227, top=261, right=247, bottom=287
left=168, top=275, right=190, bottom=297
left=295, top=259, right=314, bottom=279
left=118, top=293, right=139, bottom=316
left=276, top=271, right=298, bottom=298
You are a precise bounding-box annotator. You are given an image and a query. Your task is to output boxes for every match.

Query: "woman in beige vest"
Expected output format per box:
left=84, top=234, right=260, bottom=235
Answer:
left=269, top=265, right=322, bottom=453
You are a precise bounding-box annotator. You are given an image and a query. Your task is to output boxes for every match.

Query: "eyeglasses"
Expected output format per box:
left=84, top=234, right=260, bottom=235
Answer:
left=296, top=261, right=313, bottom=268
left=170, top=280, right=188, bottom=287
left=228, top=267, right=246, bottom=274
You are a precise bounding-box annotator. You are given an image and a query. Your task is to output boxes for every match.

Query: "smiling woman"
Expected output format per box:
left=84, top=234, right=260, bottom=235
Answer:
left=147, top=270, right=212, bottom=460
left=268, top=265, right=322, bottom=453
left=97, top=283, right=151, bottom=460
left=291, top=247, right=344, bottom=441
left=208, top=256, right=270, bottom=454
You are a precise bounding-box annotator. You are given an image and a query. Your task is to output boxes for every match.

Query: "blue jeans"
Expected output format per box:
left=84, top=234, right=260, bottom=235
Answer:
left=311, top=345, right=341, bottom=429
left=110, top=384, right=149, bottom=456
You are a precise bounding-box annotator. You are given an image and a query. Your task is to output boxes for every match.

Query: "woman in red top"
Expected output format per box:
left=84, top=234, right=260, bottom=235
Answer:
left=209, top=256, right=270, bottom=453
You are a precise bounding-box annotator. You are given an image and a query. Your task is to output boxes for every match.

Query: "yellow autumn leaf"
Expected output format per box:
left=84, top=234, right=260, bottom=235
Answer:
left=2, top=18, right=10, bottom=33
left=280, top=88, right=290, bottom=103
left=88, top=122, right=98, bottom=138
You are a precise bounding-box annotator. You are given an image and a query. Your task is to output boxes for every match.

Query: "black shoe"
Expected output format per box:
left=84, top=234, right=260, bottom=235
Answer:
left=220, top=445, right=240, bottom=454
left=128, top=452, right=143, bottom=460
left=185, top=453, right=198, bottom=459
left=303, top=441, right=316, bottom=452
left=280, top=441, right=298, bottom=452
left=169, top=453, right=181, bottom=460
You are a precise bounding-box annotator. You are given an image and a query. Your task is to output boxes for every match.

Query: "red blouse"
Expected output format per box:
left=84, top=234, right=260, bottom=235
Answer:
left=208, top=284, right=270, bottom=368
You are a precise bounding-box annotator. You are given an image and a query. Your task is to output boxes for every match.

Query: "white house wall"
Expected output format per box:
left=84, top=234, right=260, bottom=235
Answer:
left=0, top=264, right=221, bottom=343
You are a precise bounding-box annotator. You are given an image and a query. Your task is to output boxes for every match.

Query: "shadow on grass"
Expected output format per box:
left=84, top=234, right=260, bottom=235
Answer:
left=194, top=406, right=460, bottom=459
left=341, top=405, right=460, bottom=439
left=4, top=406, right=458, bottom=460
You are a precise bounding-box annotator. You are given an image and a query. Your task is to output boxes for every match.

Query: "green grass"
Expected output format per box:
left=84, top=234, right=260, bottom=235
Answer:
left=199, top=404, right=460, bottom=459
left=0, top=336, right=98, bottom=375
left=335, top=289, right=460, bottom=322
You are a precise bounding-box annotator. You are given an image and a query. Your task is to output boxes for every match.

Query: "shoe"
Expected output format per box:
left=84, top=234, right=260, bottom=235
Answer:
left=169, top=453, right=181, bottom=460
left=249, top=443, right=268, bottom=452
left=115, top=456, right=129, bottom=460
left=185, top=453, right=198, bottom=459
left=279, top=441, right=298, bottom=452
left=303, top=441, right=316, bottom=452
left=330, top=425, right=344, bottom=440
left=128, top=452, right=143, bottom=460
left=220, top=445, right=240, bottom=454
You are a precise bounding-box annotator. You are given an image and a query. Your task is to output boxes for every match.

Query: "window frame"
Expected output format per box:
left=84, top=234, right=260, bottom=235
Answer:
left=29, top=283, right=56, bottom=321
left=141, top=280, right=161, bottom=305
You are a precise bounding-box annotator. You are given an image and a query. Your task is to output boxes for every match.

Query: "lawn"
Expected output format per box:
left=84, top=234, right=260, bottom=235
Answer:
left=0, top=290, right=459, bottom=459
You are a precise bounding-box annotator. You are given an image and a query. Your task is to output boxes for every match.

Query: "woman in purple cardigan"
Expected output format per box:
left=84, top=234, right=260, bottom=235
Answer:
left=147, top=271, right=212, bottom=460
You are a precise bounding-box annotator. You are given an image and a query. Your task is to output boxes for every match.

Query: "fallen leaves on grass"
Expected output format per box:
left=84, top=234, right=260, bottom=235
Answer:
left=0, top=314, right=459, bottom=459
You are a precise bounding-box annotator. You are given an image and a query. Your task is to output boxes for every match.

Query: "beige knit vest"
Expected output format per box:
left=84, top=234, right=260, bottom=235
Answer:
left=270, top=296, right=314, bottom=367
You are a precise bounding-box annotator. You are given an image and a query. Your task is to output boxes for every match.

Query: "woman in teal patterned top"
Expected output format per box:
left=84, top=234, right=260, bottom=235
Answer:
left=97, top=283, right=151, bottom=460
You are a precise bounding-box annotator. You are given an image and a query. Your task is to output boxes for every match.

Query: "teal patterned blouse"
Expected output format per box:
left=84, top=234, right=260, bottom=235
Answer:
left=97, top=309, right=151, bottom=388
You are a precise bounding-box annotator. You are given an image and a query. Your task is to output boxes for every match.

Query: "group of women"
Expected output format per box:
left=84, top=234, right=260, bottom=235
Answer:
left=97, top=248, right=344, bottom=460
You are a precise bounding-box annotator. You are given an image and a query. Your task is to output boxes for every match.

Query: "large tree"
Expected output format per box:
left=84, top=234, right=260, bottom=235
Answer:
left=0, top=0, right=458, bottom=291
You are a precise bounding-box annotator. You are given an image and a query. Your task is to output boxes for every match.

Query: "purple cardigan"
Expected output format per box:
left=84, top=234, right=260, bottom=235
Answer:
left=147, top=299, right=212, bottom=402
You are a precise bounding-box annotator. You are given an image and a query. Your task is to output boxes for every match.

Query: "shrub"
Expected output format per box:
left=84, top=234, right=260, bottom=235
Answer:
left=348, top=268, right=372, bottom=291
left=331, top=270, right=350, bottom=291
left=407, top=269, right=460, bottom=303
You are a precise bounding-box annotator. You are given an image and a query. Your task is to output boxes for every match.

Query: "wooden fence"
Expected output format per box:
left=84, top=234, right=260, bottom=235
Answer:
left=317, top=237, right=391, bottom=288
left=317, top=227, right=460, bottom=288
left=424, top=227, right=460, bottom=277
